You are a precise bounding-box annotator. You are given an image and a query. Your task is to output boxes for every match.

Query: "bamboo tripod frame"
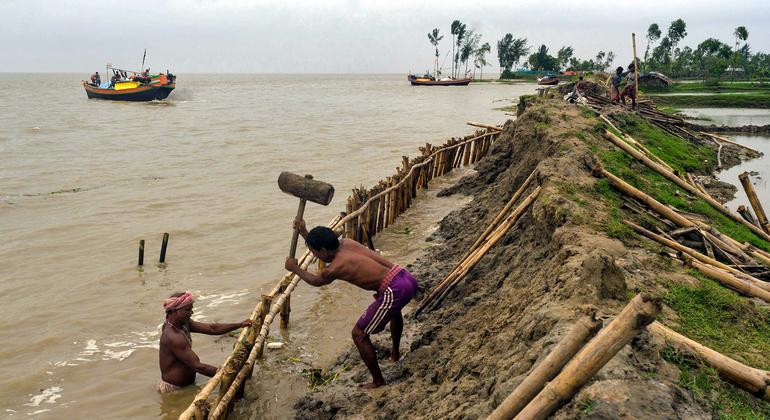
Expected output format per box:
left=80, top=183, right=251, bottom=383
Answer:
left=179, top=128, right=501, bottom=419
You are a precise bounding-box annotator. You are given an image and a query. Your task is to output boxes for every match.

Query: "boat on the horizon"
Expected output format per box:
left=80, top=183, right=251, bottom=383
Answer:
left=407, top=74, right=472, bottom=86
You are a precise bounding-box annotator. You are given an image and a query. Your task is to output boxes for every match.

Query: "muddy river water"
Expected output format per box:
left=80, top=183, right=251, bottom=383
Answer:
left=0, top=74, right=534, bottom=418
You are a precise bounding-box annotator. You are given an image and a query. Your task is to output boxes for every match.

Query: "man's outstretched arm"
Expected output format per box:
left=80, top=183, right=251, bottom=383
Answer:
left=190, top=319, right=252, bottom=335
left=285, top=257, right=334, bottom=287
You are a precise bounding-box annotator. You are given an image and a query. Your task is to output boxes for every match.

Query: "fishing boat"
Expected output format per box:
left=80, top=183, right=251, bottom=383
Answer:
left=407, top=74, right=472, bottom=86
left=83, top=51, right=176, bottom=101
left=536, top=75, right=560, bottom=86
left=83, top=68, right=176, bottom=101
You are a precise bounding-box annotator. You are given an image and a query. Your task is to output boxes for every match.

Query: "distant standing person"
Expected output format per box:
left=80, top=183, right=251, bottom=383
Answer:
left=284, top=219, right=418, bottom=389
left=157, top=292, right=252, bottom=393
left=610, top=66, right=623, bottom=103
left=620, top=63, right=637, bottom=110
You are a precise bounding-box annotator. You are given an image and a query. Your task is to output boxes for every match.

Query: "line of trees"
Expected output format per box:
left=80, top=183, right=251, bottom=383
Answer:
left=424, top=18, right=770, bottom=82
left=642, top=19, right=770, bottom=81
left=426, top=23, right=617, bottom=80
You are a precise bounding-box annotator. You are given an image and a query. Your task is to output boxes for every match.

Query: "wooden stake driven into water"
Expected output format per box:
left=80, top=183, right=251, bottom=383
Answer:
left=159, top=232, right=170, bottom=263
left=514, top=294, right=661, bottom=420
left=487, top=314, right=601, bottom=420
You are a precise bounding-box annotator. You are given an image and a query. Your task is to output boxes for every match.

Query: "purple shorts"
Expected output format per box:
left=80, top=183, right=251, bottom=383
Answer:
left=355, top=265, right=418, bottom=335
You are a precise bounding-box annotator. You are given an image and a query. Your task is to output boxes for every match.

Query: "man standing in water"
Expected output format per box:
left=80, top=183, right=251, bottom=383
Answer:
left=284, top=219, right=418, bottom=389
left=157, top=292, right=252, bottom=393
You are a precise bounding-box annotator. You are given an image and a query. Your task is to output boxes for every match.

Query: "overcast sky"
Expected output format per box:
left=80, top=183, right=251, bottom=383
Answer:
left=2, top=0, right=768, bottom=74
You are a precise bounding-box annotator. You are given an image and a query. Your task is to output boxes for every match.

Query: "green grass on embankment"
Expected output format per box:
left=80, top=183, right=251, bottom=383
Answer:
left=648, top=92, right=770, bottom=109
left=660, top=272, right=770, bottom=418
left=644, top=80, right=770, bottom=94
left=562, top=104, right=770, bottom=417
left=589, top=112, right=770, bottom=251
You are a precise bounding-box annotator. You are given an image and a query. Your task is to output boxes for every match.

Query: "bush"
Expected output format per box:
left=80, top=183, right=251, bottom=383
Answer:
left=500, top=69, right=516, bottom=79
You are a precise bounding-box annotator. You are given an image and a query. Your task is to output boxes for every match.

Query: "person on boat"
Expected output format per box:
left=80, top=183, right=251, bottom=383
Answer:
left=620, top=63, right=637, bottom=110
left=609, top=66, right=623, bottom=102
left=157, top=291, right=252, bottom=393
left=109, top=72, right=119, bottom=88
left=95, top=72, right=101, bottom=86
left=284, top=219, right=418, bottom=389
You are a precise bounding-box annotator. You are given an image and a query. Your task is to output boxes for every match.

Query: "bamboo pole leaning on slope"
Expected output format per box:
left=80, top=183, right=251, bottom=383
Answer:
left=624, top=220, right=770, bottom=293
left=514, top=294, right=661, bottom=420
left=699, top=132, right=760, bottom=154
left=425, top=187, right=542, bottom=313
left=739, top=172, right=770, bottom=234
left=685, top=258, right=770, bottom=303
left=487, top=314, right=602, bottom=420
left=602, top=129, right=770, bottom=242
left=414, top=171, right=538, bottom=317
left=599, top=168, right=754, bottom=264
left=737, top=205, right=760, bottom=227
left=649, top=322, right=770, bottom=401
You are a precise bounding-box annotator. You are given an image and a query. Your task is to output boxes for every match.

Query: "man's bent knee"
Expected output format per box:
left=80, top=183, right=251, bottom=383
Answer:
left=352, top=325, right=367, bottom=343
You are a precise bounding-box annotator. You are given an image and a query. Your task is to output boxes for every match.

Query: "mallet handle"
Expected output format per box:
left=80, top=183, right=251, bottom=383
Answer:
left=289, top=198, right=307, bottom=258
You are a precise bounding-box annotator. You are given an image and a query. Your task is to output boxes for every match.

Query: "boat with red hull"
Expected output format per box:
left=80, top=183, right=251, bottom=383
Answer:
left=407, top=74, right=472, bottom=86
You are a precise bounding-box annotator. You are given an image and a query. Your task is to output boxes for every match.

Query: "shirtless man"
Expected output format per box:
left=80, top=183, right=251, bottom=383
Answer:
left=284, top=219, right=418, bottom=389
left=157, top=292, right=252, bottom=393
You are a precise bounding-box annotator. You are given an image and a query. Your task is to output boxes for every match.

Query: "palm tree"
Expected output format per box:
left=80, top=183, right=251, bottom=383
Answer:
left=644, top=23, right=661, bottom=66
left=452, top=21, right=467, bottom=78
left=475, top=42, right=491, bottom=80
left=732, top=26, right=749, bottom=80
left=451, top=20, right=463, bottom=78
left=428, top=28, right=444, bottom=79
left=460, top=31, right=480, bottom=77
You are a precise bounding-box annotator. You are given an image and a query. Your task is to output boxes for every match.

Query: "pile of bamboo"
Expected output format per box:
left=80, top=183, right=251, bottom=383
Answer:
left=415, top=169, right=540, bottom=316
left=488, top=294, right=661, bottom=420
left=178, top=127, right=502, bottom=420
left=488, top=295, right=770, bottom=419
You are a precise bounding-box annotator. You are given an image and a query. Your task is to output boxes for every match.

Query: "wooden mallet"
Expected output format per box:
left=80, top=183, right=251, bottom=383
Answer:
left=277, top=172, right=334, bottom=329
left=277, top=172, right=335, bottom=259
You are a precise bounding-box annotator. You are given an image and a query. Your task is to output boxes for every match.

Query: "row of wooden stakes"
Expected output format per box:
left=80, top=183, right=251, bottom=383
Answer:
left=343, top=127, right=498, bottom=245
left=178, top=124, right=502, bottom=419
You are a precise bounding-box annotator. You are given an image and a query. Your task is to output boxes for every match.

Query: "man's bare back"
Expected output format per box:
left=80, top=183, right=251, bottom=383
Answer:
left=323, top=239, right=393, bottom=291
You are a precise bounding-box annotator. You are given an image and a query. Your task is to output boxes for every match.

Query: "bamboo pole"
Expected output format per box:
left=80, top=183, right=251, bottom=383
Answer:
left=487, top=315, right=601, bottom=420
left=649, top=322, right=770, bottom=401
left=739, top=172, right=770, bottom=234
left=737, top=205, right=760, bottom=227
left=467, top=121, right=503, bottom=131
left=425, top=187, right=541, bottom=313
left=699, top=132, right=760, bottom=154
left=602, top=129, right=770, bottom=242
left=686, top=258, right=770, bottom=303
left=624, top=220, right=770, bottom=293
left=600, top=168, right=692, bottom=227
left=415, top=181, right=539, bottom=317
left=514, top=294, right=661, bottom=420
left=632, top=33, right=639, bottom=101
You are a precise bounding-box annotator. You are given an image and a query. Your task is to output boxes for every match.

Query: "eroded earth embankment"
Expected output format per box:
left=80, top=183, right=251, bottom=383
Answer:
left=294, top=97, right=770, bottom=419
